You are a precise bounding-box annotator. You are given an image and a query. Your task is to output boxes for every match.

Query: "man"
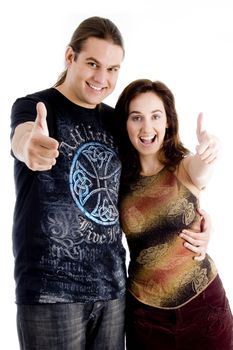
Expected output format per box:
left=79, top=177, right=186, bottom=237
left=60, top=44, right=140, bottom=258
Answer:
left=10, top=16, right=210, bottom=350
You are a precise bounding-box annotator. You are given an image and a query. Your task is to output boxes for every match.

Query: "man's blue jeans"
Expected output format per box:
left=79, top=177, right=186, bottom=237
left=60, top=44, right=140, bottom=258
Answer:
left=17, top=297, right=125, bottom=350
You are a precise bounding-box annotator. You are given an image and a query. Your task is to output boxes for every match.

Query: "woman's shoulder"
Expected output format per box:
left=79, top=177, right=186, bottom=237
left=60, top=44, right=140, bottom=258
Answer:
left=175, top=159, right=200, bottom=198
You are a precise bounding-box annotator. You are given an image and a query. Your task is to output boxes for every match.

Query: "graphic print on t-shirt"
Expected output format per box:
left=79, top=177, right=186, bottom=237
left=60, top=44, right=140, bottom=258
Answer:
left=69, top=142, right=120, bottom=225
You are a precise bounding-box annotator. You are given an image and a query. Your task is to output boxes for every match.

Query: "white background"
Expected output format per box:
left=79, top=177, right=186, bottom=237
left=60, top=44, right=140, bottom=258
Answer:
left=1, top=0, right=232, bottom=347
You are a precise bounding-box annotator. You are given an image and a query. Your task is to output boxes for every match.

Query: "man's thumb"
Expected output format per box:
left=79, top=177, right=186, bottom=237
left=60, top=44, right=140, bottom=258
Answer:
left=33, top=102, right=49, bottom=136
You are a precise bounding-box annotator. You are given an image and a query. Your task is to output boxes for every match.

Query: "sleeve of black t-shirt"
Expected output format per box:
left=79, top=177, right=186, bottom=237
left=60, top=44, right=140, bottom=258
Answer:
left=10, top=97, right=38, bottom=140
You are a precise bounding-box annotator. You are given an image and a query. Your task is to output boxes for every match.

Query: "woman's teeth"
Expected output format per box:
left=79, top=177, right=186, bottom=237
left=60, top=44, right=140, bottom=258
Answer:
left=140, top=135, right=156, bottom=143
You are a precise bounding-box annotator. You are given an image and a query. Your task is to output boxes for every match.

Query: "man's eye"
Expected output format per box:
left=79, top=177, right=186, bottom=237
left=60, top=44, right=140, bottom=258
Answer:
left=88, top=62, right=98, bottom=68
left=108, top=67, right=119, bottom=72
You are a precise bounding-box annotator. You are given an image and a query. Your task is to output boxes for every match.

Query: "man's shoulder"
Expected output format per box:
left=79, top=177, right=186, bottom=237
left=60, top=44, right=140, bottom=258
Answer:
left=10, top=88, right=59, bottom=135
left=24, top=87, right=57, bottom=102
left=98, top=103, right=117, bottom=136
left=12, top=88, right=54, bottom=108
left=99, top=102, right=114, bottom=114
left=11, top=88, right=64, bottom=119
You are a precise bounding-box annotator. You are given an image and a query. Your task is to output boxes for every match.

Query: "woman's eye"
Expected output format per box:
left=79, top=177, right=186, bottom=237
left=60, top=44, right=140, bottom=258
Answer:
left=131, top=116, right=141, bottom=121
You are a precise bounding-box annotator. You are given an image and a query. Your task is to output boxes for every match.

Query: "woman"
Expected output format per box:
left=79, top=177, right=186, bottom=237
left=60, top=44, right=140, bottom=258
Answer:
left=115, top=79, right=233, bottom=349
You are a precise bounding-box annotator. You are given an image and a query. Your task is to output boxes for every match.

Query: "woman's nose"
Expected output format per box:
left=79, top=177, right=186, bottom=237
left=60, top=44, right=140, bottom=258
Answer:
left=142, top=119, right=153, bottom=132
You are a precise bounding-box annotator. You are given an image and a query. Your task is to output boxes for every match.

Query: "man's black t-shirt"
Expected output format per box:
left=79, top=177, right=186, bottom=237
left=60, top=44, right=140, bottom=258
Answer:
left=11, top=88, right=126, bottom=304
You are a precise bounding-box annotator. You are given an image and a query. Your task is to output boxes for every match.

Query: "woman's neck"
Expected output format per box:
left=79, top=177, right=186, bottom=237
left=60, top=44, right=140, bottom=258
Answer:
left=139, top=156, right=164, bottom=176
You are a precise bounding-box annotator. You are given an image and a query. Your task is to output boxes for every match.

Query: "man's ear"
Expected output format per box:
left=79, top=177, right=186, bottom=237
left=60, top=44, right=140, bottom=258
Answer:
left=65, top=46, right=75, bottom=67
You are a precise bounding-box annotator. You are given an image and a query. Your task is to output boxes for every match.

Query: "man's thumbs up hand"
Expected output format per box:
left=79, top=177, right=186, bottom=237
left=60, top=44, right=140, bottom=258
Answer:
left=32, top=102, right=49, bottom=136
left=24, top=102, right=59, bottom=171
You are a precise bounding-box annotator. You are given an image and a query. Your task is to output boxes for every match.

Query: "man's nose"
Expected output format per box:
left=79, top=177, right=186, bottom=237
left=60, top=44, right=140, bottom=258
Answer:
left=93, top=68, right=107, bottom=84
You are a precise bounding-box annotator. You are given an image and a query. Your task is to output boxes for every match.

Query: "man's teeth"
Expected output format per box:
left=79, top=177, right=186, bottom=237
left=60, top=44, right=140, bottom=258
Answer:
left=88, top=83, right=102, bottom=91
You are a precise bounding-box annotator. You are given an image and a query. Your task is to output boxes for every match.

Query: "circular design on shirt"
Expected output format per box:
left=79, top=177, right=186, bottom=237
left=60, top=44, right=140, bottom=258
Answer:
left=69, top=142, right=120, bottom=225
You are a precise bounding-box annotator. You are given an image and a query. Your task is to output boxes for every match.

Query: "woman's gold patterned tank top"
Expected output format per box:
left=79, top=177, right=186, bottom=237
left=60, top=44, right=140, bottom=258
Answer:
left=120, top=167, right=217, bottom=309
